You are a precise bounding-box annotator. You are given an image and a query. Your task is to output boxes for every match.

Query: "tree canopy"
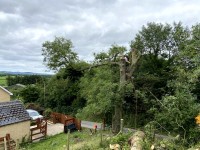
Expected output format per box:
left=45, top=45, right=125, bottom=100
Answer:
left=42, top=37, right=78, bottom=71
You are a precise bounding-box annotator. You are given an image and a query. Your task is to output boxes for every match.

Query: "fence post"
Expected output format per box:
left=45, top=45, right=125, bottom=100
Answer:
left=45, top=119, right=47, bottom=137
left=67, top=129, right=70, bottom=150
left=102, top=118, right=105, bottom=130
left=4, top=137, right=7, bottom=150
left=120, top=119, right=124, bottom=133
left=100, top=124, right=103, bottom=144
left=6, top=134, right=11, bottom=150
left=16, top=139, right=19, bottom=150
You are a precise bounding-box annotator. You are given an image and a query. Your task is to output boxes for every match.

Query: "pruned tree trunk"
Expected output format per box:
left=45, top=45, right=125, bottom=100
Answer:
left=83, top=48, right=140, bottom=134
left=112, top=48, right=140, bottom=133
left=112, top=57, right=126, bottom=133
left=112, top=103, right=122, bottom=133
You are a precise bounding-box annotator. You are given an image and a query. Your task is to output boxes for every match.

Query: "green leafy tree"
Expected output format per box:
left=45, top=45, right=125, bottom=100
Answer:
left=127, top=22, right=191, bottom=127
left=131, top=22, right=189, bottom=59
left=77, top=66, right=120, bottom=122
left=42, top=37, right=138, bottom=132
left=40, top=62, right=87, bottom=114
left=20, top=85, right=40, bottom=103
left=77, top=45, right=140, bottom=132
left=41, top=37, right=87, bottom=114
left=154, top=24, right=200, bottom=144
left=42, top=37, right=78, bottom=71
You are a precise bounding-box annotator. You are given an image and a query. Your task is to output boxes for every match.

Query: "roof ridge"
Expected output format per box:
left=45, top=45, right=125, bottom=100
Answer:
left=0, top=86, right=13, bottom=95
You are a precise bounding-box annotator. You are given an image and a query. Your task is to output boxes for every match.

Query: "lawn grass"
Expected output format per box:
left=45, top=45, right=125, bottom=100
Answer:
left=0, top=76, right=7, bottom=86
left=20, top=129, right=112, bottom=150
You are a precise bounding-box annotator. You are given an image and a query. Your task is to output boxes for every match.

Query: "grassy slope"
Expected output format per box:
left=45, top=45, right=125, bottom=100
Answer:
left=20, top=128, right=192, bottom=149
left=21, top=129, right=111, bottom=150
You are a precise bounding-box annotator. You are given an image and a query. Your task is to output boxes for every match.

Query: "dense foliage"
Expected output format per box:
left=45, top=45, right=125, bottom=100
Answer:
left=77, top=65, right=119, bottom=122
left=39, top=67, right=85, bottom=114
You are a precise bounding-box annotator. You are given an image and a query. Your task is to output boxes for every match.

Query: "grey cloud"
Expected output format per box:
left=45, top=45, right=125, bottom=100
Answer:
left=0, top=0, right=200, bottom=73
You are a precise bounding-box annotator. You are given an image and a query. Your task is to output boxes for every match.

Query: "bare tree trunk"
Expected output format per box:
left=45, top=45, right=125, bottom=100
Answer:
left=112, top=57, right=126, bottom=133
left=112, top=103, right=122, bottom=133
left=112, top=49, right=140, bottom=133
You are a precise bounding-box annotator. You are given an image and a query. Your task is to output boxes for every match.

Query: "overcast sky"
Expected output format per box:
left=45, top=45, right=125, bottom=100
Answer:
left=0, top=0, right=200, bottom=73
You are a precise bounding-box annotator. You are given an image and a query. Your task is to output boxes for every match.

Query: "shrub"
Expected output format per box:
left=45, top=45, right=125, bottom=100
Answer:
left=110, top=133, right=132, bottom=149
left=43, top=108, right=53, bottom=119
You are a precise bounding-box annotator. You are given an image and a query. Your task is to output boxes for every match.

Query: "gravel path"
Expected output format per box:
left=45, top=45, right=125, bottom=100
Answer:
left=47, top=122, right=64, bottom=136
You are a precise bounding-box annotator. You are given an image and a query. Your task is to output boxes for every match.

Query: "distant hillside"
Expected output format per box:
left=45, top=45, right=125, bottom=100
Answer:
left=0, top=71, right=53, bottom=76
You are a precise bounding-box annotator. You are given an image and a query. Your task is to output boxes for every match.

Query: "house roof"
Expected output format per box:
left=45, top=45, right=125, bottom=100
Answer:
left=6, top=84, right=26, bottom=91
left=0, top=100, right=30, bottom=127
left=0, top=86, right=13, bottom=95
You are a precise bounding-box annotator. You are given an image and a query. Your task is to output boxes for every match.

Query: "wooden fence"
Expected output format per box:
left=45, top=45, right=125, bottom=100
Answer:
left=30, top=119, right=47, bottom=142
left=0, top=134, right=16, bottom=150
left=51, top=112, right=81, bottom=130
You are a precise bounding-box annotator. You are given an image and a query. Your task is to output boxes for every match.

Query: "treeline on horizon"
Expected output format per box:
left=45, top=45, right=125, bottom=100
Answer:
left=5, top=75, right=50, bottom=86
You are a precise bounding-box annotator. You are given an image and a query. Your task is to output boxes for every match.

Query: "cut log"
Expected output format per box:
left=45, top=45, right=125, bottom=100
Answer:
left=128, top=131, right=145, bottom=150
left=109, top=144, right=120, bottom=150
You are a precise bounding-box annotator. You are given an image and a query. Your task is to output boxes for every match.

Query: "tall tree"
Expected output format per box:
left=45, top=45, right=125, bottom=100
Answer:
left=40, top=62, right=87, bottom=114
left=42, top=37, right=78, bottom=71
left=128, top=23, right=191, bottom=125
left=131, top=22, right=190, bottom=59
left=42, top=37, right=141, bottom=132
left=154, top=24, right=200, bottom=143
left=78, top=45, right=140, bottom=133
left=41, top=37, right=87, bottom=114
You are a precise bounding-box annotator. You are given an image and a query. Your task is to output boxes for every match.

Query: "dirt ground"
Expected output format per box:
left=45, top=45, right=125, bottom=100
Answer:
left=30, top=121, right=64, bottom=142
left=47, top=122, right=64, bottom=136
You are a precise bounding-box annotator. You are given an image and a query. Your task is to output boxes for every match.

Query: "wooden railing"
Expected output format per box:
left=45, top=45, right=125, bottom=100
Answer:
left=51, top=112, right=81, bottom=130
left=0, top=134, right=16, bottom=150
left=30, top=119, right=47, bottom=142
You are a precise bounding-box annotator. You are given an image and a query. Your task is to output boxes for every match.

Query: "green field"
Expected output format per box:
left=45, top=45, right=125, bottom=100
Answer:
left=0, top=76, right=7, bottom=86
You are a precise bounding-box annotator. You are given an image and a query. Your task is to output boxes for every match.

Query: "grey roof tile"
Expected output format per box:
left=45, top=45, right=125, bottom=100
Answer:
left=0, top=100, right=30, bottom=127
